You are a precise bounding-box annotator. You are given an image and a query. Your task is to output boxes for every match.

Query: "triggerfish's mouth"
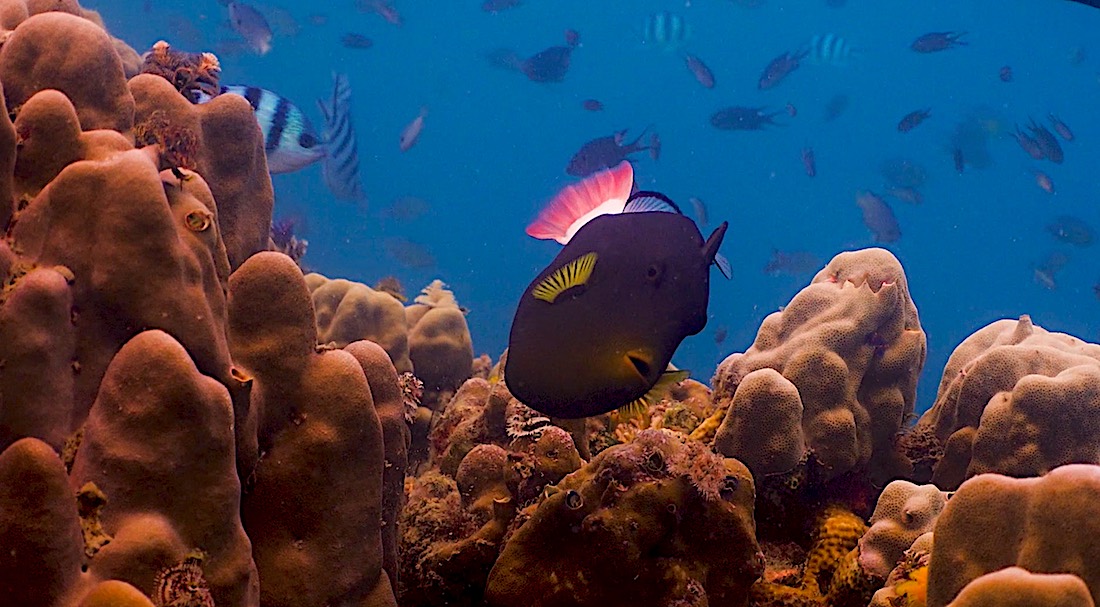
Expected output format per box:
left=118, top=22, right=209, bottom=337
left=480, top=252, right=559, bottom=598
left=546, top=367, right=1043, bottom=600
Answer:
left=623, top=350, right=657, bottom=386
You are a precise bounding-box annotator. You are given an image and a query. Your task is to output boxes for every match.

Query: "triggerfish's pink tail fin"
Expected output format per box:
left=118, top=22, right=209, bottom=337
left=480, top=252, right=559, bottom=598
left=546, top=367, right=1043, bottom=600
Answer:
left=526, top=161, right=634, bottom=244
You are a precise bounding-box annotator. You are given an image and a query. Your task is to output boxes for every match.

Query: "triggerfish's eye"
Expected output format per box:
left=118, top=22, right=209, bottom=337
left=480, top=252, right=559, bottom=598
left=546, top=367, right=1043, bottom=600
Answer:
left=185, top=210, right=212, bottom=232
left=645, top=263, right=664, bottom=284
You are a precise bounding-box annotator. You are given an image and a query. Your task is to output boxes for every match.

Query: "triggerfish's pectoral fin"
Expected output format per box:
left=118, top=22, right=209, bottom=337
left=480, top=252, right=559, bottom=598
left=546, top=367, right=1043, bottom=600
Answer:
left=532, top=251, right=597, bottom=303
left=318, top=72, right=365, bottom=201
left=616, top=368, right=691, bottom=420
left=526, top=161, right=634, bottom=244
left=703, top=221, right=732, bottom=279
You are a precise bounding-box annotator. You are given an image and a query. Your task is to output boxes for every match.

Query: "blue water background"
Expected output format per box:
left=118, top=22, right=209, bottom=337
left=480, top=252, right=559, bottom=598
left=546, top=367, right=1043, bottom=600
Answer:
left=96, top=0, right=1100, bottom=414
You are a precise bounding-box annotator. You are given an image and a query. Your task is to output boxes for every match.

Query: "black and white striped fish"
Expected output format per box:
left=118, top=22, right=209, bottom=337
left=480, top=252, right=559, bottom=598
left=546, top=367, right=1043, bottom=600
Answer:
left=195, top=73, right=364, bottom=201
left=643, top=11, right=690, bottom=50
left=806, top=33, right=856, bottom=66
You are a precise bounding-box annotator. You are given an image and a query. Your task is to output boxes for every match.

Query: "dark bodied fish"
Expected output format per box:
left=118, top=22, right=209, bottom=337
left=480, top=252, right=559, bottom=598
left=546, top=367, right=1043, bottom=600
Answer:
left=1027, top=118, right=1064, bottom=163
left=897, top=108, right=931, bottom=132
left=801, top=146, right=816, bottom=177
left=911, top=32, right=967, bottom=53
left=823, top=93, right=849, bottom=122
left=509, top=163, right=731, bottom=418
left=1013, top=126, right=1046, bottom=160
left=582, top=99, right=604, bottom=112
left=710, top=106, right=783, bottom=130
left=764, top=249, right=822, bottom=276
left=1047, top=215, right=1094, bottom=246
left=486, top=43, right=573, bottom=83
left=856, top=191, right=901, bottom=243
left=758, top=49, right=808, bottom=89
left=566, top=127, right=659, bottom=177
left=1048, top=114, right=1074, bottom=141
left=196, top=74, right=364, bottom=200
left=341, top=33, right=373, bottom=49
left=482, top=0, right=521, bottom=13
left=885, top=186, right=922, bottom=205
left=684, top=54, right=716, bottom=88
left=999, top=65, right=1014, bottom=82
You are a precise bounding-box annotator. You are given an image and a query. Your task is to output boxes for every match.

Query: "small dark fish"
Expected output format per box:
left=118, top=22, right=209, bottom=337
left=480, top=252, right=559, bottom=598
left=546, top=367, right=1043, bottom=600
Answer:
left=1027, top=118, right=1064, bottom=163
left=684, top=54, right=716, bottom=88
left=379, top=196, right=429, bottom=222
left=1094, top=282, right=1100, bottom=301
left=897, top=108, right=931, bottom=132
left=1048, top=114, right=1075, bottom=141
left=482, top=0, right=521, bottom=13
left=758, top=49, right=808, bottom=89
left=800, top=146, right=816, bottom=177
left=710, top=106, right=783, bottom=130
left=1034, top=251, right=1068, bottom=290
left=785, top=102, right=797, bottom=117
left=1047, top=215, right=1094, bottom=246
left=1013, top=126, right=1046, bottom=160
left=564, top=29, right=581, bottom=48
left=307, top=13, right=328, bottom=26
left=855, top=191, right=901, bottom=243
left=999, top=65, right=1014, bottom=82
left=1034, top=170, right=1055, bottom=194
left=383, top=237, right=435, bottom=268
left=487, top=45, right=573, bottom=83
left=649, top=133, right=661, bottom=161
left=566, top=127, right=657, bottom=177
left=228, top=1, right=273, bottom=55
left=880, top=157, right=928, bottom=188
left=509, top=182, right=729, bottom=418
left=764, top=249, right=822, bottom=276
left=823, top=93, right=849, bottom=122
left=911, top=31, right=967, bottom=53
left=885, top=186, right=922, bottom=205
left=689, top=196, right=708, bottom=226
left=713, top=325, right=729, bottom=345
left=341, top=33, right=373, bottom=49
left=582, top=99, right=604, bottom=112
left=953, top=146, right=966, bottom=173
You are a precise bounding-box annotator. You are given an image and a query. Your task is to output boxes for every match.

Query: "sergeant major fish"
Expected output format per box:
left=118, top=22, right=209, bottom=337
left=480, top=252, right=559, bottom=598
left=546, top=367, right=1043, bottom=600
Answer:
left=508, top=161, right=731, bottom=418
left=197, top=74, right=365, bottom=200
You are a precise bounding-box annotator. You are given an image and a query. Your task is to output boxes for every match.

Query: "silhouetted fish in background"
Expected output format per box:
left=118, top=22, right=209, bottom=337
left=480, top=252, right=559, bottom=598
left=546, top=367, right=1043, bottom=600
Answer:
left=911, top=32, right=967, bottom=53
left=486, top=32, right=577, bottom=83
left=710, top=106, right=784, bottom=130
left=196, top=74, right=365, bottom=201
left=758, top=49, right=808, bottom=89
left=341, top=33, right=373, bottom=49
left=508, top=162, right=730, bottom=418
left=1047, top=215, right=1094, bottom=246
left=1027, top=118, right=1065, bottom=163
left=856, top=191, right=901, bottom=243
left=764, top=249, right=822, bottom=276
left=1048, top=114, right=1075, bottom=141
left=357, top=0, right=402, bottom=26
left=227, top=1, right=272, bottom=55
left=806, top=33, right=856, bottom=66
left=684, top=54, right=716, bottom=88
left=643, top=11, right=690, bottom=50
left=482, top=0, right=521, bottom=13
left=566, top=127, right=659, bottom=177
left=822, top=93, right=850, bottom=121
left=800, top=146, right=816, bottom=177
left=897, top=108, right=931, bottom=132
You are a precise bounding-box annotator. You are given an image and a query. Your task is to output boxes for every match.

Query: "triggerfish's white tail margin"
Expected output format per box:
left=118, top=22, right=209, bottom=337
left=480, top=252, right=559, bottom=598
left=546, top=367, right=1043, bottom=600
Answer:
left=318, top=73, right=365, bottom=202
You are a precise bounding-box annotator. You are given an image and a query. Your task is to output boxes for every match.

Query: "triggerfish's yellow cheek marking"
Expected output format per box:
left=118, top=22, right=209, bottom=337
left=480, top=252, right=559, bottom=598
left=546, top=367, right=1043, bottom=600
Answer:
left=532, top=251, right=597, bottom=303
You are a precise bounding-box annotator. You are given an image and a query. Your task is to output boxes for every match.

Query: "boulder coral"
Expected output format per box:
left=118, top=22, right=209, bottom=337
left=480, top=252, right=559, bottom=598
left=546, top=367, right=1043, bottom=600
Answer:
left=927, top=464, right=1100, bottom=607
left=703, top=248, right=925, bottom=495
left=858, top=480, right=947, bottom=579
left=305, top=271, right=413, bottom=372
left=406, top=279, right=474, bottom=403
left=916, top=315, right=1100, bottom=489
left=945, top=568, right=1095, bottom=607
left=485, top=429, right=763, bottom=607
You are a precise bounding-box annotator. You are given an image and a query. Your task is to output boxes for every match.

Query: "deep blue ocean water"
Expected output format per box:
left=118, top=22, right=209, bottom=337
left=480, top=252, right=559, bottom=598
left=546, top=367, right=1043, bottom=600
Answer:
left=95, top=0, right=1099, bottom=413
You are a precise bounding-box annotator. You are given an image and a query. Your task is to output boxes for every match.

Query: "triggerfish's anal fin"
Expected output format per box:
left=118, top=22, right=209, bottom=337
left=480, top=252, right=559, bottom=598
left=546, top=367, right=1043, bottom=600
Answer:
left=624, top=190, right=684, bottom=214
left=532, top=252, right=598, bottom=303
left=703, top=221, right=732, bottom=279
left=615, top=368, right=691, bottom=420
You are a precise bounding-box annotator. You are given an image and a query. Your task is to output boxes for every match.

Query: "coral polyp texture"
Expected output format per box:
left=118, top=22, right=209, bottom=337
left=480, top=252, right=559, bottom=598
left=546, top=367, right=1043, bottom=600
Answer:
left=916, top=315, right=1100, bottom=489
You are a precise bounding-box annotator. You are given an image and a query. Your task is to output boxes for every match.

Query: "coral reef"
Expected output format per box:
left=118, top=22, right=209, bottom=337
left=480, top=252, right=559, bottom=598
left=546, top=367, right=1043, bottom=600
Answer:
left=406, top=279, right=474, bottom=406
left=485, top=429, right=763, bottom=607
left=927, top=464, right=1100, bottom=607
left=305, top=271, right=413, bottom=372
left=915, top=315, right=1100, bottom=489
left=703, top=248, right=925, bottom=517
left=944, top=568, right=1094, bottom=607
left=858, top=480, right=946, bottom=578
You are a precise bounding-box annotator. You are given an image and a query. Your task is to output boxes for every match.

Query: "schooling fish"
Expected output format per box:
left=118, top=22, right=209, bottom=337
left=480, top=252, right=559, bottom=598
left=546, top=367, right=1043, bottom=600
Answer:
left=566, top=127, right=658, bottom=177
left=684, top=53, right=716, bottom=88
left=897, top=108, right=931, bottom=133
left=400, top=107, right=427, bottom=152
left=197, top=74, right=364, bottom=200
left=227, top=1, right=272, bottom=55
left=508, top=162, right=730, bottom=418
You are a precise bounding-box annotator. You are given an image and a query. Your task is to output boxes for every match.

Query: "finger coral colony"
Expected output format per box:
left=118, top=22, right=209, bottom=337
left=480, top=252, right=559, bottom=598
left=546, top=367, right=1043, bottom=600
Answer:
left=2, top=3, right=1100, bottom=607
